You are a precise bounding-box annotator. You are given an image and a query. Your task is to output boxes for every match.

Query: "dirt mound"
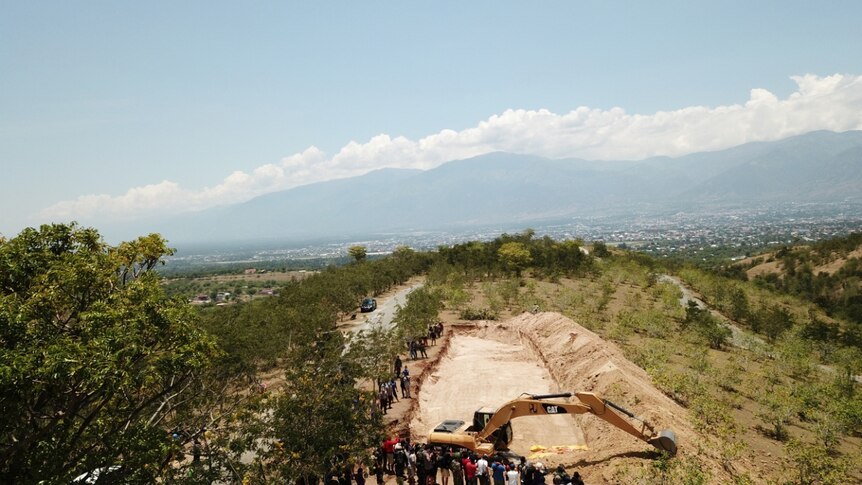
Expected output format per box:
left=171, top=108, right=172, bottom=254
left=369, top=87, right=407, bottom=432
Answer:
left=507, top=313, right=688, bottom=444
left=469, top=312, right=729, bottom=482
left=405, top=312, right=738, bottom=482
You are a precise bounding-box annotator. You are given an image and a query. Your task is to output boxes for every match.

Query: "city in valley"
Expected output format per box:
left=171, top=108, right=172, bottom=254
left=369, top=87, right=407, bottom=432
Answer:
left=164, top=203, right=862, bottom=272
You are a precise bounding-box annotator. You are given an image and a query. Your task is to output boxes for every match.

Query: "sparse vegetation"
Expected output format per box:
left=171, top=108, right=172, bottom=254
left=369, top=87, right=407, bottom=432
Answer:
left=3, top=223, right=861, bottom=483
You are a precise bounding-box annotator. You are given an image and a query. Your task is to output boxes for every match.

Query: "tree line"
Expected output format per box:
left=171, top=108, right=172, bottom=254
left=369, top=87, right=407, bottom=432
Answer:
left=752, top=232, right=862, bottom=329
left=0, top=224, right=599, bottom=483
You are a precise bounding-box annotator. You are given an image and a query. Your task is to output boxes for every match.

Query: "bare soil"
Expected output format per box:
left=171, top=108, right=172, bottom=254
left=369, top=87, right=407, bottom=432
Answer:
left=409, top=334, right=586, bottom=458
left=814, top=247, right=862, bottom=275
left=745, top=259, right=782, bottom=279
left=193, top=270, right=315, bottom=284
left=395, top=312, right=734, bottom=484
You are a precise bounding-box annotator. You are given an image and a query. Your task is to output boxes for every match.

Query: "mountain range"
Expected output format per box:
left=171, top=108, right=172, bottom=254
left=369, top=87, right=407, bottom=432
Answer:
left=149, top=130, right=862, bottom=243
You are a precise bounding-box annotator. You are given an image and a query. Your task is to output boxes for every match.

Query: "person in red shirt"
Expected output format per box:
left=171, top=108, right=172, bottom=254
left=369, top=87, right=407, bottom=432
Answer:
left=464, top=456, right=478, bottom=485
left=383, top=436, right=398, bottom=474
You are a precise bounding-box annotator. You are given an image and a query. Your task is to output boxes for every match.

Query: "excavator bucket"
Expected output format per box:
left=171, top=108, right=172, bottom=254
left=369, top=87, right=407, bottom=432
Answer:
left=648, top=429, right=678, bottom=455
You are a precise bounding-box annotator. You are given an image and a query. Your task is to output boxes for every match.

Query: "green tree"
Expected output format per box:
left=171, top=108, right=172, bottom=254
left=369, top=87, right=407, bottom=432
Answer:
left=757, top=382, right=796, bottom=441
left=592, top=241, right=611, bottom=258
left=498, top=242, right=532, bottom=276
left=345, top=324, right=401, bottom=384
left=785, top=439, right=855, bottom=485
left=760, top=305, right=794, bottom=342
left=348, top=245, right=368, bottom=263
left=0, top=223, right=220, bottom=483
left=393, top=287, right=442, bottom=340
left=239, top=343, right=384, bottom=483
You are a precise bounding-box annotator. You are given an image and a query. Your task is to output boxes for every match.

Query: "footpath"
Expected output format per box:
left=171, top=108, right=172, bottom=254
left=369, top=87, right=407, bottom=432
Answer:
left=372, top=325, right=461, bottom=485
left=380, top=328, right=454, bottom=439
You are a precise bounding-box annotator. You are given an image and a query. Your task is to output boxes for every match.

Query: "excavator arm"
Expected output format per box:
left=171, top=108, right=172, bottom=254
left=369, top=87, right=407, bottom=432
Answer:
left=475, top=391, right=677, bottom=455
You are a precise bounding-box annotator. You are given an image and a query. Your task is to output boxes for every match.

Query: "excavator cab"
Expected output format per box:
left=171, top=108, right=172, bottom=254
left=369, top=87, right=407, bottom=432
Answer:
left=472, top=407, right=513, bottom=449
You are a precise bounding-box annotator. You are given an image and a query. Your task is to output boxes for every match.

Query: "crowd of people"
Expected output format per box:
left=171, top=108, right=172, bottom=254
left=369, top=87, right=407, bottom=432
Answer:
left=377, top=322, right=445, bottom=414
left=377, top=367, right=411, bottom=414
left=369, top=438, right=585, bottom=485
left=364, top=321, right=587, bottom=485
left=407, top=322, right=444, bottom=360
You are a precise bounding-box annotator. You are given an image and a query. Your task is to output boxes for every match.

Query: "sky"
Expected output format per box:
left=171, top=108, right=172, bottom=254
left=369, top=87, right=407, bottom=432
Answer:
left=2, top=1, right=862, bottom=236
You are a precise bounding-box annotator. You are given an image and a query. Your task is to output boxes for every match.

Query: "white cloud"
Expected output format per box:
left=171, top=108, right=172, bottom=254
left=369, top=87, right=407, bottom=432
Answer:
left=40, top=73, right=862, bottom=222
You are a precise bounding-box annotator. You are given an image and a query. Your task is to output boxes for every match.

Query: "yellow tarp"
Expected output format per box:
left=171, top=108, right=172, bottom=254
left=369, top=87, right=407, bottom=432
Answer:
left=527, top=444, right=589, bottom=459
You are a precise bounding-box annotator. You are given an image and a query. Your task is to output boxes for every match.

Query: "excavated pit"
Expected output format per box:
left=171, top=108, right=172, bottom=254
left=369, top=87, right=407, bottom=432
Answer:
left=409, top=334, right=586, bottom=459
left=409, top=312, right=714, bottom=481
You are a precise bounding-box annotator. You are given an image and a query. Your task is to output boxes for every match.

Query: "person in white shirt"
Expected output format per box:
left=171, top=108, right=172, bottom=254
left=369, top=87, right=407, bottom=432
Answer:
left=476, top=455, right=490, bottom=485
left=505, top=465, right=519, bottom=485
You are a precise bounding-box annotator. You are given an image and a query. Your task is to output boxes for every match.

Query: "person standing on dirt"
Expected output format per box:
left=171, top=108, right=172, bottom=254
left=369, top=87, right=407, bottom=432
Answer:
left=450, top=452, right=464, bottom=485
left=531, top=463, right=546, bottom=485
left=552, top=466, right=569, bottom=485
left=407, top=444, right=418, bottom=485
left=419, top=341, right=428, bottom=358
left=424, top=446, right=437, bottom=485
left=373, top=459, right=385, bottom=485
left=389, top=378, right=400, bottom=403
left=379, top=387, right=389, bottom=414
left=394, top=355, right=403, bottom=377
left=490, top=458, right=506, bottom=485
left=437, top=449, right=452, bottom=485
left=383, top=436, right=398, bottom=474
left=476, top=455, right=490, bottom=485
left=505, top=462, right=519, bottom=485
left=400, top=373, right=411, bottom=398
left=464, top=455, right=478, bottom=485
left=519, top=462, right=533, bottom=485
left=395, top=443, right=408, bottom=485
left=355, top=465, right=366, bottom=485
left=415, top=445, right=428, bottom=485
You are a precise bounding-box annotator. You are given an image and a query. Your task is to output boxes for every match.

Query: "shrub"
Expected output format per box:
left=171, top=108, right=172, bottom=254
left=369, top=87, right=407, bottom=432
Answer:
left=785, top=439, right=855, bottom=485
left=459, top=307, right=499, bottom=320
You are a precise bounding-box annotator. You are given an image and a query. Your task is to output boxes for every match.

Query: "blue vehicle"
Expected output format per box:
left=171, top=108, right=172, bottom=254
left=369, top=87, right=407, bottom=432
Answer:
left=360, top=297, right=377, bottom=312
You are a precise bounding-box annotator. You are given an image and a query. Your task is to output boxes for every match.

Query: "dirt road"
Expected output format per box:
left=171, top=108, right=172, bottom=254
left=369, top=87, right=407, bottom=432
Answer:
left=659, top=274, right=762, bottom=349
left=339, top=280, right=424, bottom=335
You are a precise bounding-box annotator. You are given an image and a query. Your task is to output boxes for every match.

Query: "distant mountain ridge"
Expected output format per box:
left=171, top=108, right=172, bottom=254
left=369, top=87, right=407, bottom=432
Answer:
left=153, top=130, right=862, bottom=243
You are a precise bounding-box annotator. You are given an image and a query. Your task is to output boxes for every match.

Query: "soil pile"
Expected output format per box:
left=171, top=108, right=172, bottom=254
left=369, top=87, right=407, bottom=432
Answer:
left=504, top=312, right=691, bottom=454
left=468, top=312, right=730, bottom=482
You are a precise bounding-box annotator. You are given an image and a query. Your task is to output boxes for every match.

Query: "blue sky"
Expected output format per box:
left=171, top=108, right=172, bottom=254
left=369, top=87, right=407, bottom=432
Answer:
left=2, top=1, right=862, bottom=235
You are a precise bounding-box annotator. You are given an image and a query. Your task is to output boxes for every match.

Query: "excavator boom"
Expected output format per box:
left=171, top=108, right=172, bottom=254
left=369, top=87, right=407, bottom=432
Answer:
left=431, top=391, right=677, bottom=456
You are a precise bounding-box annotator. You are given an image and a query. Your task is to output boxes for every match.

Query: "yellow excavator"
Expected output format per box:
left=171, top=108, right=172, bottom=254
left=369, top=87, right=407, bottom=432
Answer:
left=428, top=391, right=677, bottom=456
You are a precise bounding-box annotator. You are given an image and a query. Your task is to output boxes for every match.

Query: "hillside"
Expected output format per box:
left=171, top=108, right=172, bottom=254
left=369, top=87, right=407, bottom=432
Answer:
left=412, top=238, right=862, bottom=484
left=735, top=232, right=862, bottom=327
left=10, top=223, right=859, bottom=482
left=147, top=130, right=862, bottom=243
